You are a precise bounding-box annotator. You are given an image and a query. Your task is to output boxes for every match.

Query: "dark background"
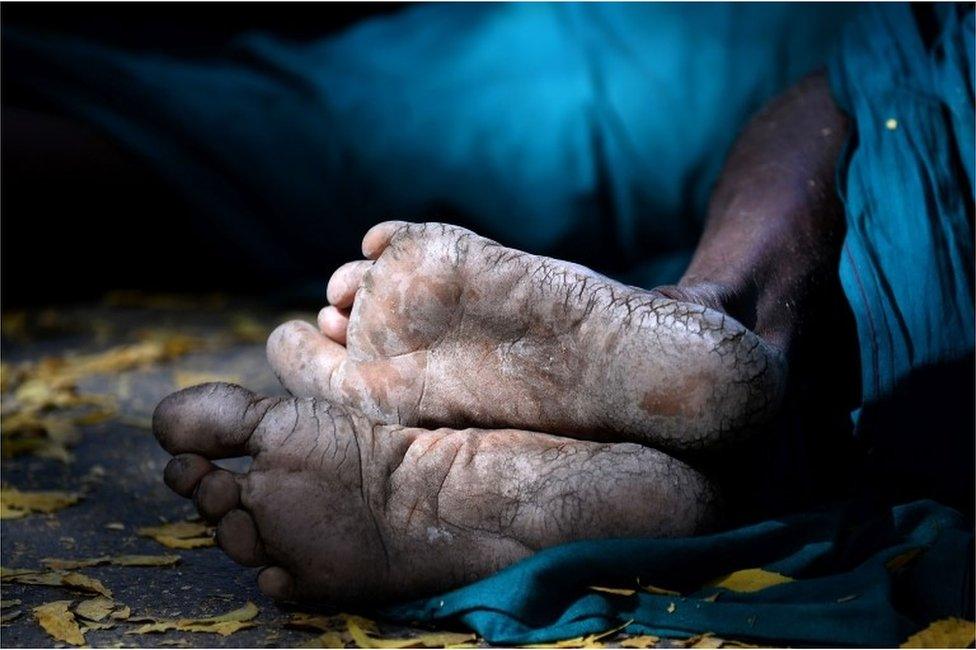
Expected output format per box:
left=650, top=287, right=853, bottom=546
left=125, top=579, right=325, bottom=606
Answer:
left=1, top=3, right=408, bottom=308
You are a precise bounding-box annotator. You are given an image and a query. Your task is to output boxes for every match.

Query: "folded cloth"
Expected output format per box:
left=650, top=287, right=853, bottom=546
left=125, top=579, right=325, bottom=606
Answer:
left=829, top=3, right=975, bottom=511
left=381, top=499, right=973, bottom=646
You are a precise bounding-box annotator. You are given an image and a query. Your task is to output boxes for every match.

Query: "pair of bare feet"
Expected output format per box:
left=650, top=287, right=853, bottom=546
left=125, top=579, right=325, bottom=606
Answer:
left=153, top=221, right=787, bottom=603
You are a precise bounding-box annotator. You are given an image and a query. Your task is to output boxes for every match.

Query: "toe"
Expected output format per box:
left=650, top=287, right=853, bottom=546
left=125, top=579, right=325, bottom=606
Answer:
left=153, top=383, right=276, bottom=458
left=216, top=509, right=267, bottom=567
left=326, top=260, right=373, bottom=309
left=362, top=220, right=409, bottom=259
left=317, top=305, right=350, bottom=345
left=257, top=566, right=295, bottom=601
left=164, top=454, right=215, bottom=497
left=194, top=470, right=242, bottom=522
left=267, top=320, right=345, bottom=399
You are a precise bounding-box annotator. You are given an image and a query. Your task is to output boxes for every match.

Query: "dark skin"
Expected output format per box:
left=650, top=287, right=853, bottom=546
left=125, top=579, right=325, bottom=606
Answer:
left=151, top=71, right=863, bottom=602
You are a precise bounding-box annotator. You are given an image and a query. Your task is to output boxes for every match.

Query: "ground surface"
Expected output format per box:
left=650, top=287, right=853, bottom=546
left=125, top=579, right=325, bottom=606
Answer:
left=0, top=297, right=468, bottom=648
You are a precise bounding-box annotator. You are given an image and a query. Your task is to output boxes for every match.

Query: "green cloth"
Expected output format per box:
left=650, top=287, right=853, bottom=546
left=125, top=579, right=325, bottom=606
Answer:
left=382, top=500, right=973, bottom=646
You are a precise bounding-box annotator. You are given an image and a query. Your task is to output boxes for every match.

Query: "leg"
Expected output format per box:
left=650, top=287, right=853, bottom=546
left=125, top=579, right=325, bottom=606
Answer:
left=154, top=383, right=719, bottom=603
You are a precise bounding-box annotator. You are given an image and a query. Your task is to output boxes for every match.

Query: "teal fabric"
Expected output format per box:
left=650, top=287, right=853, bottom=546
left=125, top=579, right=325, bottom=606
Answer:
left=380, top=500, right=972, bottom=646
left=4, top=3, right=861, bottom=288
left=829, top=3, right=975, bottom=412
left=827, top=3, right=975, bottom=510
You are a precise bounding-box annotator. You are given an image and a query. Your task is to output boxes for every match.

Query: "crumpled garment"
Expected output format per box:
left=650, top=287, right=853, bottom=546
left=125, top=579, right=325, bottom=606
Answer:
left=382, top=499, right=973, bottom=647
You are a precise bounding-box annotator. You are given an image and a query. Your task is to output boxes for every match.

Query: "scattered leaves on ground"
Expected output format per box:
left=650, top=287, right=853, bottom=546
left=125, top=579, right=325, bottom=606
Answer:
left=1, top=567, right=112, bottom=597
left=0, top=486, right=81, bottom=519
left=710, top=568, right=794, bottom=593
left=618, top=635, right=660, bottom=648
left=522, top=620, right=632, bottom=649
left=33, top=600, right=86, bottom=645
left=127, top=601, right=259, bottom=636
left=137, top=520, right=215, bottom=549
left=173, top=371, right=242, bottom=390
left=42, top=554, right=180, bottom=570
left=589, top=586, right=637, bottom=596
left=900, top=617, right=975, bottom=648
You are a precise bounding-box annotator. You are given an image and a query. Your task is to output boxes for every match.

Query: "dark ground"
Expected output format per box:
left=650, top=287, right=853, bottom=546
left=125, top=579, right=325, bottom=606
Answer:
left=0, top=299, right=452, bottom=648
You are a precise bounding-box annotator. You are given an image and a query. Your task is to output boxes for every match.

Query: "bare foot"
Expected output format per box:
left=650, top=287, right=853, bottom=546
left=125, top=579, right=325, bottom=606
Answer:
left=268, top=222, right=786, bottom=452
left=154, top=383, right=718, bottom=603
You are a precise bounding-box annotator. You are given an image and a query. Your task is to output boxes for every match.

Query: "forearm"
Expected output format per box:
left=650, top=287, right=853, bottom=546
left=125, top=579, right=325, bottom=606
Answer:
left=672, top=72, right=850, bottom=352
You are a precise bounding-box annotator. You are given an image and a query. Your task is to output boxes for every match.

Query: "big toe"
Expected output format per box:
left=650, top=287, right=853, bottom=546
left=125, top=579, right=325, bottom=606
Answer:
left=153, top=383, right=275, bottom=458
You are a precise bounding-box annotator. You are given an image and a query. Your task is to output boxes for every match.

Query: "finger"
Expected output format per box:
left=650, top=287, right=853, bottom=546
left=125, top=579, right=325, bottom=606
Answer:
left=257, top=566, right=295, bottom=601
left=164, top=453, right=215, bottom=497
left=194, top=469, right=242, bottom=522
left=326, top=260, right=373, bottom=309
left=362, top=220, right=409, bottom=259
left=317, top=305, right=350, bottom=345
left=216, top=509, right=268, bottom=567
left=153, top=383, right=277, bottom=459
left=266, top=320, right=344, bottom=399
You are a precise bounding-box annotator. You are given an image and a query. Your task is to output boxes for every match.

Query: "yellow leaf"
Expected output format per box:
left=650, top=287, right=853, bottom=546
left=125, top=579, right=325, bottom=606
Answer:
left=344, top=615, right=475, bottom=648
left=173, top=371, right=241, bottom=390
left=229, top=314, right=269, bottom=343
left=1, top=568, right=112, bottom=597
left=0, top=599, right=22, bottom=608
left=33, top=600, right=85, bottom=645
left=80, top=620, right=117, bottom=632
left=683, top=633, right=724, bottom=648
left=886, top=548, right=923, bottom=572
left=711, top=568, right=794, bottom=593
left=43, top=554, right=180, bottom=570
left=137, top=520, right=215, bottom=549
left=0, top=487, right=80, bottom=518
left=641, top=584, right=681, bottom=596
left=289, top=612, right=343, bottom=632
left=302, top=631, right=348, bottom=648
left=900, top=618, right=975, bottom=648
left=619, top=635, right=660, bottom=648
left=74, top=597, right=118, bottom=622
left=590, top=586, right=637, bottom=596
left=111, top=605, right=131, bottom=620
left=522, top=620, right=632, bottom=649
left=127, top=601, right=259, bottom=637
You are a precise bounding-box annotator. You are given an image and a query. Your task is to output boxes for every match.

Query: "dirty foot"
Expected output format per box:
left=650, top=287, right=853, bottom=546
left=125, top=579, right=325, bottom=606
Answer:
left=269, top=222, right=786, bottom=452
left=154, top=383, right=718, bottom=603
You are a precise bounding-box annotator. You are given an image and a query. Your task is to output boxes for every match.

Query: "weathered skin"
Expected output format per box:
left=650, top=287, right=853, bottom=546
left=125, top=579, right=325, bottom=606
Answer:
left=154, top=383, right=719, bottom=603
left=268, top=221, right=787, bottom=453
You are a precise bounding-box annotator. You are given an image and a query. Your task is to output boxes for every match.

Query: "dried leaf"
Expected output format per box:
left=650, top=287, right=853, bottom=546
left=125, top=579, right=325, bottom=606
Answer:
left=289, top=613, right=344, bottom=632
left=43, top=554, right=180, bottom=570
left=303, top=631, right=348, bottom=648
left=343, top=614, right=476, bottom=649
left=0, top=599, right=22, bottom=608
left=74, top=597, right=115, bottom=621
left=81, top=620, right=117, bottom=632
left=127, top=601, right=259, bottom=637
left=173, top=371, right=241, bottom=390
left=33, top=600, right=85, bottom=645
left=1, top=609, right=23, bottom=624
left=590, top=586, right=636, bottom=596
left=137, top=520, right=214, bottom=549
left=683, top=634, right=724, bottom=648
left=111, top=605, right=131, bottom=620
left=641, top=584, right=681, bottom=596
left=711, top=568, right=793, bottom=593
left=2, top=568, right=112, bottom=597
left=229, top=315, right=269, bottom=343
left=619, top=635, right=659, bottom=648
left=522, top=620, right=632, bottom=649
left=900, top=617, right=975, bottom=648
left=0, top=487, right=80, bottom=518
left=886, top=548, right=923, bottom=572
